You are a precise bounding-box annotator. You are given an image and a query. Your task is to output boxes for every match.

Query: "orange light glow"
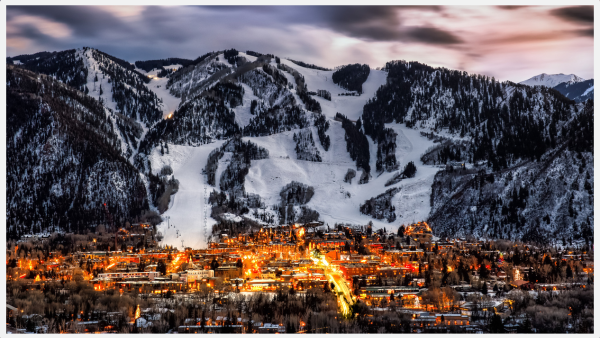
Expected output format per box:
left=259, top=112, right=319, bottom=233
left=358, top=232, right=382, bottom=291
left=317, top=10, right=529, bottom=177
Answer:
left=134, top=304, right=141, bottom=320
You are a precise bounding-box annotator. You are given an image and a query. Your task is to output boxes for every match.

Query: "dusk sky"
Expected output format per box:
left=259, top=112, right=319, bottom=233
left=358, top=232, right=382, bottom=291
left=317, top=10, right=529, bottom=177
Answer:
left=6, top=5, right=594, bottom=82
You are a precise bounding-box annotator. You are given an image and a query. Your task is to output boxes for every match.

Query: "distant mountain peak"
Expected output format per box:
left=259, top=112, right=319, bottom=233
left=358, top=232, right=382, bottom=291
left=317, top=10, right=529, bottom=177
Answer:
left=520, top=73, right=585, bottom=87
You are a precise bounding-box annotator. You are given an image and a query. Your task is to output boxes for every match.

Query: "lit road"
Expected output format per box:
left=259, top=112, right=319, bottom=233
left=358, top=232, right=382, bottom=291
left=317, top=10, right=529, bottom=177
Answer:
left=312, top=255, right=355, bottom=316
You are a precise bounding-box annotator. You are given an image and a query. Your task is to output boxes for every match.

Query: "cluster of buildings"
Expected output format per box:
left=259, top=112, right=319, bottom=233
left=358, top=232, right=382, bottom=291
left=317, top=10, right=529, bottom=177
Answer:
left=7, top=221, right=594, bottom=333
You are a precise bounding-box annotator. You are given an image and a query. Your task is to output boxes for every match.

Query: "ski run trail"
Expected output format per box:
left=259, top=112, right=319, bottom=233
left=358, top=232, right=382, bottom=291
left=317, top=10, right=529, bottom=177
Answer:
left=152, top=141, right=225, bottom=249
left=149, top=56, right=440, bottom=249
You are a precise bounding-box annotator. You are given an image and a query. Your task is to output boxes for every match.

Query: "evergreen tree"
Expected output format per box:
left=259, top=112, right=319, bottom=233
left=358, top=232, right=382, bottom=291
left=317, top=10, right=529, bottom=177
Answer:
left=402, top=161, right=417, bottom=178
left=489, top=314, right=505, bottom=333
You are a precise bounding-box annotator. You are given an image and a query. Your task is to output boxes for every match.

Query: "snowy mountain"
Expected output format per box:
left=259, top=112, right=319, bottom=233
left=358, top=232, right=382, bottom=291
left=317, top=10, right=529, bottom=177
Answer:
left=520, top=73, right=585, bottom=87
left=6, top=65, right=150, bottom=237
left=7, top=47, right=593, bottom=248
left=553, top=79, right=594, bottom=103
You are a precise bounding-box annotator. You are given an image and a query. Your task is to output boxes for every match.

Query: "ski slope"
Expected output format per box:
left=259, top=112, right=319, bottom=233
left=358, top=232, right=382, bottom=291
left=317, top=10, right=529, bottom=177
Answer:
left=153, top=141, right=225, bottom=249
left=78, top=48, right=120, bottom=114
left=152, top=56, right=441, bottom=248
left=244, top=123, right=437, bottom=231
left=135, top=67, right=182, bottom=118
left=279, top=58, right=388, bottom=120
left=232, top=83, right=260, bottom=128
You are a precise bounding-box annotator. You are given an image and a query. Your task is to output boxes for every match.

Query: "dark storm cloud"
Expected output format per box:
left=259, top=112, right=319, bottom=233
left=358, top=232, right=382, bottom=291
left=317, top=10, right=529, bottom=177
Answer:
left=575, top=28, right=594, bottom=37
left=496, top=6, right=530, bottom=10
left=8, top=6, right=131, bottom=37
left=320, top=6, right=402, bottom=35
left=6, top=5, right=594, bottom=82
left=279, top=6, right=460, bottom=46
left=550, top=6, right=593, bottom=25
left=138, top=7, right=196, bottom=43
left=407, top=26, right=463, bottom=45
left=8, top=5, right=463, bottom=61
left=14, top=23, right=62, bottom=45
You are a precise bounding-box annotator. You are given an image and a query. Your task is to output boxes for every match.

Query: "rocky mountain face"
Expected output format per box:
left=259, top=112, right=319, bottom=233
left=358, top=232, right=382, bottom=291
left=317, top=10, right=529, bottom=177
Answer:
left=520, top=73, right=585, bottom=87
left=361, top=60, right=593, bottom=245
left=6, top=65, right=149, bottom=238
left=7, top=47, right=594, bottom=245
left=553, top=79, right=594, bottom=103
left=429, top=101, right=593, bottom=246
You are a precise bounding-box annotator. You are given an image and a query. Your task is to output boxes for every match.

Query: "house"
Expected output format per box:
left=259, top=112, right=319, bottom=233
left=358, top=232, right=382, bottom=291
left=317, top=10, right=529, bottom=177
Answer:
left=214, top=266, right=242, bottom=280
left=258, top=323, right=285, bottom=333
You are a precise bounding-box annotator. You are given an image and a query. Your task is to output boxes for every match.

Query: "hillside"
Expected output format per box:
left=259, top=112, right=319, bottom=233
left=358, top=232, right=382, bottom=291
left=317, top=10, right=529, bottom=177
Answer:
left=6, top=65, right=151, bottom=238
left=520, top=73, right=585, bottom=87
left=359, top=60, right=592, bottom=245
left=7, top=47, right=593, bottom=248
left=553, top=79, right=594, bottom=103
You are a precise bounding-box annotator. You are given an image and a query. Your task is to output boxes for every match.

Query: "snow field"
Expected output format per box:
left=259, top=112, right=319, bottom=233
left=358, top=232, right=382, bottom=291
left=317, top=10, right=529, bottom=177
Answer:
left=153, top=55, right=443, bottom=246
left=243, top=123, right=439, bottom=232
left=279, top=58, right=388, bottom=121
left=153, top=141, right=225, bottom=249
left=232, top=83, right=260, bottom=128
left=135, top=67, right=182, bottom=118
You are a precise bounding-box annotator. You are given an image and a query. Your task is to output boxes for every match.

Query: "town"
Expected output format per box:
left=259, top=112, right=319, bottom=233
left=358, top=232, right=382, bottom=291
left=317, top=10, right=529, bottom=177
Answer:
left=6, top=221, right=594, bottom=333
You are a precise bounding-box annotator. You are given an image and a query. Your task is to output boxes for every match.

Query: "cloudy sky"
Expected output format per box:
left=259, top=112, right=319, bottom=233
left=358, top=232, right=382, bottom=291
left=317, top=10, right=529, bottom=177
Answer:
left=6, top=5, right=594, bottom=81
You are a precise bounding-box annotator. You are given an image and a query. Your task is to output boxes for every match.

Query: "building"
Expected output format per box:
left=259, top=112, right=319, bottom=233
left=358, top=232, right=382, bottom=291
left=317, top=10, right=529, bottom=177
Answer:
left=376, top=267, right=409, bottom=278
left=410, top=312, right=470, bottom=331
left=184, top=270, right=214, bottom=283
left=339, top=263, right=377, bottom=279
left=246, top=279, right=284, bottom=291
left=258, top=323, right=285, bottom=333
left=214, top=266, right=242, bottom=280
left=98, top=271, right=160, bottom=281
left=406, top=222, right=433, bottom=247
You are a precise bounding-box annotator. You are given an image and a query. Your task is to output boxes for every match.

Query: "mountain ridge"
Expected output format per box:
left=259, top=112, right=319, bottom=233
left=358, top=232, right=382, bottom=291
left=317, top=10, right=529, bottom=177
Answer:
left=520, top=73, right=586, bottom=87
left=7, top=47, right=593, bottom=246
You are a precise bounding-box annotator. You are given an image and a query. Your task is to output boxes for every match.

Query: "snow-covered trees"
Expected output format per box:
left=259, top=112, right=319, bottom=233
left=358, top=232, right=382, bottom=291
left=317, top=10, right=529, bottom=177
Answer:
left=375, top=128, right=398, bottom=173
left=344, top=169, right=356, bottom=184
left=224, top=48, right=240, bottom=65
left=336, top=113, right=370, bottom=173
left=11, top=49, right=89, bottom=89
left=294, top=129, right=322, bottom=162
left=314, top=114, right=331, bottom=151
left=280, top=182, right=315, bottom=205
left=205, top=148, right=225, bottom=186
left=134, top=57, right=193, bottom=73
left=332, top=63, right=370, bottom=94
left=316, top=89, right=331, bottom=101
left=219, top=137, right=269, bottom=197
left=277, top=182, right=319, bottom=224
left=402, top=161, right=417, bottom=178
left=359, top=188, right=399, bottom=223
left=6, top=66, right=150, bottom=238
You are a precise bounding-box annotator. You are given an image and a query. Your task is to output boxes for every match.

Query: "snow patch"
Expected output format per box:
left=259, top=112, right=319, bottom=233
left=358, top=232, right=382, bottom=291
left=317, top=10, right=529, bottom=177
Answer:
left=156, top=141, right=226, bottom=249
